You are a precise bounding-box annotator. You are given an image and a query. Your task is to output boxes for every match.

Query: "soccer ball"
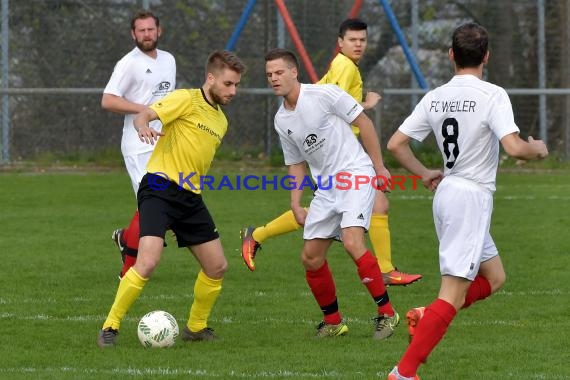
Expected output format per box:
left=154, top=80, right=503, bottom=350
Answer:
left=137, top=310, right=179, bottom=348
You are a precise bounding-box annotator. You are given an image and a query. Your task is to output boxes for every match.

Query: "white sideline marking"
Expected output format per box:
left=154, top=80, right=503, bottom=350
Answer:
left=497, top=289, right=563, bottom=296
left=0, top=311, right=394, bottom=328
left=457, top=319, right=523, bottom=327
left=0, top=367, right=345, bottom=378
left=0, top=293, right=190, bottom=305
left=2, top=366, right=566, bottom=379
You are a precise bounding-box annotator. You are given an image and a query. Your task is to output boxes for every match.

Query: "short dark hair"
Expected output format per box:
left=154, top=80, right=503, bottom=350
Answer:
left=131, top=9, right=159, bottom=30
left=264, top=48, right=299, bottom=71
left=206, top=50, right=246, bottom=76
left=338, top=18, right=367, bottom=38
left=265, top=48, right=299, bottom=70
left=452, top=22, right=489, bottom=69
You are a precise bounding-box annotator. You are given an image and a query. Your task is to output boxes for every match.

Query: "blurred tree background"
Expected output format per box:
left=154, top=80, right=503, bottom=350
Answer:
left=2, top=0, right=568, bottom=162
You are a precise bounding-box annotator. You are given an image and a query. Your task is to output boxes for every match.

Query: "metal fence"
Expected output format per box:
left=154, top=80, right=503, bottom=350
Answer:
left=1, top=0, right=569, bottom=163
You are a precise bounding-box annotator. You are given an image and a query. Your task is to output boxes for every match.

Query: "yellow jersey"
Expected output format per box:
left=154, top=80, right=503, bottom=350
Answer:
left=318, top=53, right=363, bottom=136
left=147, top=88, right=227, bottom=193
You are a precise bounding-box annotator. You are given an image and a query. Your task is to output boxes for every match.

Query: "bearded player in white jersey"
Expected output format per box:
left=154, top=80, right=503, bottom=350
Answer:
left=102, top=9, right=176, bottom=278
left=385, top=22, right=548, bottom=380
left=265, top=48, right=399, bottom=339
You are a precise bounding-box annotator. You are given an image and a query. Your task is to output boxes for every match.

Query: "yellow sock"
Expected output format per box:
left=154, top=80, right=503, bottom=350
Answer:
left=187, top=270, right=223, bottom=332
left=102, top=267, right=148, bottom=330
left=252, top=209, right=302, bottom=243
left=369, top=214, right=395, bottom=273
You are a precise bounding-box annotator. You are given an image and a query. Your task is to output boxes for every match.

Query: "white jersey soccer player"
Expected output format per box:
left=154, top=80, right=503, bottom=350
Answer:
left=275, top=83, right=375, bottom=239
left=399, top=74, right=519, bottom=193
left=266, top=49, right=399, bottom=340
left=104, top=46, right=176, bottom=193
left=397, top=74, right=519, bottom=280
left=102, top=10, right=177, bottom=279
left=386, top=22, right=547, bottom=379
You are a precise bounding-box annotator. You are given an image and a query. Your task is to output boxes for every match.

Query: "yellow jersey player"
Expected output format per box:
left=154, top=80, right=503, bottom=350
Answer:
left=97, top=50, right=246, bottom=347
left=241, top=19, right=422, bottom=287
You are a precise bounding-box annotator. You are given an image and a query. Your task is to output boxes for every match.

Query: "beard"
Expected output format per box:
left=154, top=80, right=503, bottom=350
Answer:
left=136, top=38, right=158, bottom=52
left=208, top=88, right=232, bottom=106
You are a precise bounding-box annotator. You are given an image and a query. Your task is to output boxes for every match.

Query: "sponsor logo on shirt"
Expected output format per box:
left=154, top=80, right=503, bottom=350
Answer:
left=157, top=81, right=171, bottom=91
left=153, top=81, right=172, bottom=97
left=303, top=133, right=326, bottom=155
left=304, top=134, right=317, bottom=147
left=197, top=123, right=222, bottom=141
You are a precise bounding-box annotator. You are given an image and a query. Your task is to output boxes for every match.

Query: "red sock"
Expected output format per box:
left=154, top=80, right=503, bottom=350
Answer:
left=356, top=251, right=393, bottom=316
left=123, top=210, right=140, bottom=250
left=398, top=298, right=457, bottom=377
left=462, top=275, right=492, bottom=309
left=120, top=210, right=140, bottom=277
left=121, top=255, right=137, bottom=277
left=306, top=261, right=341, bottom=325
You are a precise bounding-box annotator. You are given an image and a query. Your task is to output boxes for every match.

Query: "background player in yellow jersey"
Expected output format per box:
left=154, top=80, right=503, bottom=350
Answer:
left=97, top=50, right=246, bottom=347
left=241, top=18, right=422, bottom=286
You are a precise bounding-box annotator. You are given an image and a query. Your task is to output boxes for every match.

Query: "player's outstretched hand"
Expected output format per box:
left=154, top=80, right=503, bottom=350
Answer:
left=363, top=91, right=382, bottom=110
left=138, top=126, right=165, bottom=145
left=422, top=169, right=443, bottom=192
left=527, top=136, right=549, bottom=159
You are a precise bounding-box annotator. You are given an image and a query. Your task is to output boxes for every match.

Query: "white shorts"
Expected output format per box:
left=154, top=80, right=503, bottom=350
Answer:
left=303, top=170, right=376, bottom=240
left=123, top=151, right=154, bottom=196
left=433, top=176, right=499, bottom=280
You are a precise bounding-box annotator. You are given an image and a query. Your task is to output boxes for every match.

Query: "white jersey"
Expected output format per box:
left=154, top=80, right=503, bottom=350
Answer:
left=275, top=84, right=372, bottom=185
left=398, top=74, right=519, bottom=192
left=104, top=47, right=176, bottom=156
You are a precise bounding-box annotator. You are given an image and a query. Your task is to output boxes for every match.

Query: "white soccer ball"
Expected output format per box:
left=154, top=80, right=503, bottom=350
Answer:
left=137, top=310, right=179, bottom=348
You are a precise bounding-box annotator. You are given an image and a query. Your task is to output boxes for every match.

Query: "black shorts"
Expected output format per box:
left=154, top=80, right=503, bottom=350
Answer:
left=137, top=173, right=219, bottom=247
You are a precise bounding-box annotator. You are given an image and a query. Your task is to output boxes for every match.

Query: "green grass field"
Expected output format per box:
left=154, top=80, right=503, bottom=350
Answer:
left=0, top=167, right=569, bottom=379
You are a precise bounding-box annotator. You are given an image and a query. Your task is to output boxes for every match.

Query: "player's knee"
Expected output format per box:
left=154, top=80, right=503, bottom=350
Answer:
left=341, top=239, right=356, bottom=254
left=373, top=192, right=390, bottom=214
left=341, top=239, right=365, bottom=257
left=202, top=261, right=227, bottom=280
left=133, top=257, right=160, bottom=278
left=301, top=253, right=324, bottom=271
left=372, top=204, right=389, bottom=214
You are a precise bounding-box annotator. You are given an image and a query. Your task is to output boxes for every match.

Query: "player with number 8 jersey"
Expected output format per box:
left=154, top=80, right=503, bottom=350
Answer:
left=385, top=22, right=547, bottom=379
left=399, top=80, right=519, bottom=192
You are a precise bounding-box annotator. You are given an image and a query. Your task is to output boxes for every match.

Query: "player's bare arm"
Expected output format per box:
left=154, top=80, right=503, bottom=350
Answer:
left=133, top=107, right=164, bottom=145
left=500, top=133, right=549, bottom=160
left=288, top=162, right=308, bottom=226
left=101, top=93, right=148, bottom=115
left=387, top=130, right=443, bottom=191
